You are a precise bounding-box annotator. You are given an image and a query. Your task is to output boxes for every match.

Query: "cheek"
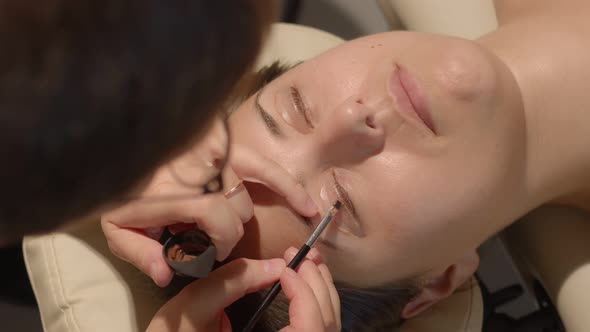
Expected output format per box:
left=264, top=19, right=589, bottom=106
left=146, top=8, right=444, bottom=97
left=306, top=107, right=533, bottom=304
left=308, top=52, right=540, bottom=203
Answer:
left=368, top=156, right=490, bottom=244
left=232, top=183, right=309, bottom=260
left=239, top=207, right=308, bottom=259
left=408, top=39, right=502, bottom=133
left=228, top=104, right=267, bottom=150
left=232, top=212, right=294, bottom=260
left=421, top=38, right=500, bottom=107
left=228, top=100, right=305, bottom=170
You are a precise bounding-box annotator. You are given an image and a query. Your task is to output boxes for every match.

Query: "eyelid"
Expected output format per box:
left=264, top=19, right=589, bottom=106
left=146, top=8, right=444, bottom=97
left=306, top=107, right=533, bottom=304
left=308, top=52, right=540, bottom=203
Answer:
left=289, top=86, right=314, bottom=129
left=331, top=170, right=356, bottom=218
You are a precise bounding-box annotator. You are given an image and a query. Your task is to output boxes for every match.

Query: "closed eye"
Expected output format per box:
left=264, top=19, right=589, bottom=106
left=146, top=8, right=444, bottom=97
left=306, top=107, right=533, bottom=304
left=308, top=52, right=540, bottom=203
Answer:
left=290, top=86, right=314, bottom=129
left=331, top=170, right=359, bottom=221
left=299, top=214, right=339, bottom=250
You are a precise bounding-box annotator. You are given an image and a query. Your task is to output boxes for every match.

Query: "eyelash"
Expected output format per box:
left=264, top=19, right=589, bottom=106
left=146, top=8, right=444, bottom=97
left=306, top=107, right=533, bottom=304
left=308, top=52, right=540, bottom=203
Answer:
left=331, top=170, right=354, bottom=216
left=290, top=86, right=314, bottom=127
left=299, top=171, right=351, bottom=230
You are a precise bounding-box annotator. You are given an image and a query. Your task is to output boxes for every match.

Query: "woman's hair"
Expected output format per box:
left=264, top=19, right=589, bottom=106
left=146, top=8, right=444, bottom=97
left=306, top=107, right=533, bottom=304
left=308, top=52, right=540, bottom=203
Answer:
left=160, top=273, right=418, bottom=331
left=226, top=280, right=419, bottom=332
left=0, top=0, right=274, bottom=242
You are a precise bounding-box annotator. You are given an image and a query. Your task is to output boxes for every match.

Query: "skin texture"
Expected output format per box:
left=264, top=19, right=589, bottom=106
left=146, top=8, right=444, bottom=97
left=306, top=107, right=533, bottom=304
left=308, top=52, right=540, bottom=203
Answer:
left=229, top=31, right=525, bottom=288
left=228, top=0, right=590, bottom=303
left=108, top=0, right=590, bottom=327
left=146, top=251, right=341, bottom=332
left=102, top=117, right=318, bottom=287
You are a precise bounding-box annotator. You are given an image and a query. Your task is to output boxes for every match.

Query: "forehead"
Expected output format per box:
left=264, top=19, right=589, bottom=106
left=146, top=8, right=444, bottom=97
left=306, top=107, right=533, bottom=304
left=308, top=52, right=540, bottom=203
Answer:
left=267, top=31, right=447, bottom=96
left=293, top=31, right=441, bottom=66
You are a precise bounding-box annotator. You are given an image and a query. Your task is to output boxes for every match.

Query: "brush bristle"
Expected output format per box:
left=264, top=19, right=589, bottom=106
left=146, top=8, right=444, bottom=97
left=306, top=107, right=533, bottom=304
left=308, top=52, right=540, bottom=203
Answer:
left=333, top=200, right=342, bottom=209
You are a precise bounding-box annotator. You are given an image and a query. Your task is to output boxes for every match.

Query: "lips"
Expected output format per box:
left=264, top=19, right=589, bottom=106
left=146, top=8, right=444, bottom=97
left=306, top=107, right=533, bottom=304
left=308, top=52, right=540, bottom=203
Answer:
left=389, top=64, right=436, bottom=134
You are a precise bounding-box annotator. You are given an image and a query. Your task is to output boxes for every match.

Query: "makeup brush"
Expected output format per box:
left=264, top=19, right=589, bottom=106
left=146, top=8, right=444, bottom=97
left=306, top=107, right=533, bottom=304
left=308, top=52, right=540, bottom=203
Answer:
left=241, top=200, right=342, bottom=332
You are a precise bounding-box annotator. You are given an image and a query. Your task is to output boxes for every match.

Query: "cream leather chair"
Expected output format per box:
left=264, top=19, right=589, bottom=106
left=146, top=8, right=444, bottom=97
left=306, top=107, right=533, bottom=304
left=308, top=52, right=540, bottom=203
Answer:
left=504, top=206, right=590, bottom=332
left=377, top=0, right=497, bottom=39
left=23, top=22, right=484, bottom=332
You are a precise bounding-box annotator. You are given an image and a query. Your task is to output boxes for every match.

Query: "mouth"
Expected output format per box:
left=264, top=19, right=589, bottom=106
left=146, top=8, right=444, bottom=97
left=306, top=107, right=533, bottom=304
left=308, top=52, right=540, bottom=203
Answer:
left=388, top=64, right=436, bottom=135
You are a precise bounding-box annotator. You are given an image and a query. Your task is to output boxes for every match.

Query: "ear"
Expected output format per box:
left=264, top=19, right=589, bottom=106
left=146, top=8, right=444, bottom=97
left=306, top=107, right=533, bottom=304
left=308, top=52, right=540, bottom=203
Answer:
left=401, top=250, right=480, bottom=319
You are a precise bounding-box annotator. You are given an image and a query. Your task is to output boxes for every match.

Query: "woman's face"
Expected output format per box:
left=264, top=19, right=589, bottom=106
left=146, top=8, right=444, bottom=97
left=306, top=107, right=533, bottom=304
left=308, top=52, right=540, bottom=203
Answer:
left=229, top=31, right=525, bottom=287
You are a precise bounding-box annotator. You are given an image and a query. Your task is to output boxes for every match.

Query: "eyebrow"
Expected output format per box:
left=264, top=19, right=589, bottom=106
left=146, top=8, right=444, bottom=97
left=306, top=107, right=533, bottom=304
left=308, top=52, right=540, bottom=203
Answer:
left=254, top=89, right=284, bottom=138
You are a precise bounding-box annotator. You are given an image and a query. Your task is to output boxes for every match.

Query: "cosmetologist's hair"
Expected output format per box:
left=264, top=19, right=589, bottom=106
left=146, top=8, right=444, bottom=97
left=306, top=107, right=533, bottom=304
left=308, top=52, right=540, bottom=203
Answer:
left=0, top=0, right=274, bottom=242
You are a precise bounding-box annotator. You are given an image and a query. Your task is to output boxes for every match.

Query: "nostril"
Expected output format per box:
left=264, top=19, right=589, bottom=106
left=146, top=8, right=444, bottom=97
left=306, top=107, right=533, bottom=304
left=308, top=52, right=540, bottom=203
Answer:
left=365, top=115, right=376, bottom=129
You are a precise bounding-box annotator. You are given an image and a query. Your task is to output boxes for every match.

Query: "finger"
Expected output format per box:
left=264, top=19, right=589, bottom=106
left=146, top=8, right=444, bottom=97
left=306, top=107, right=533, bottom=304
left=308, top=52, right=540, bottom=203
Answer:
left=101, top=220, right=174, bottom=287
left=284, top=247, right=324, bottom=265
left=145, top=226, right=164, bottom=240
left=185, top=195, right=244, bottom=261
left=222, top=166, right=254, bottom=223
left=147, top=258, right=285, bottom=332
left=181, top=258, right=286, bottom=319
left=104, top=193, right=244, bottom=261
left=103, top=192, right=220, bottom=228
left=297, top=260, right=338, bottom=330
left=279, top=268, right=324, bottom=332
left=318, top=263, right=341, bottom=331
left=229, top=146, right=317, bottom=217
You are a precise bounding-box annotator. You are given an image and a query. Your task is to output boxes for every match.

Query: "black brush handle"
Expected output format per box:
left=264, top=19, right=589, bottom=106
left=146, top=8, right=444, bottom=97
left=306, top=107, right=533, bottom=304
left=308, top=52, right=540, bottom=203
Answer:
left=241, top=245, right=311, bottom=332
left=287, top=244, right=311, bottom=269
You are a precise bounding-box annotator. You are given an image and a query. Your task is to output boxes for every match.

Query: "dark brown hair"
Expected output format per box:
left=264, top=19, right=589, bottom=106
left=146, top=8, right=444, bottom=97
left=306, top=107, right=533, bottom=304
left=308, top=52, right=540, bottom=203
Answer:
left=162, top=273, right=418, bottom=332
left=227, top=280, right=419, bottom=332
left=0, top=0, right=275, bottom=242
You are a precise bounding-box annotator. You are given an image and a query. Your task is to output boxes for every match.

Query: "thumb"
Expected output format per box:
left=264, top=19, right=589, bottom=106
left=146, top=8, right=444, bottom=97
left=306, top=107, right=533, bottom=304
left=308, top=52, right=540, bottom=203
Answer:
left=228, top=145, right=317, bottom=217
left=101, top=220, right=174, bottom=287
left=182, top=258, right=286, bottom=319
left=148, top=258, right=286, bottom=332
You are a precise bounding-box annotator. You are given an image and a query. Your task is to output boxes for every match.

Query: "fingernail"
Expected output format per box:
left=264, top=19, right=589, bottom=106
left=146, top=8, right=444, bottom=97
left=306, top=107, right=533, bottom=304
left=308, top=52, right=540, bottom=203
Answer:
left=307, top=248, right=320, bottom=261
left=224, top=181, right=246, bottom=199
left=226, top=182, right=254, bottom=223
left=285, top=247, right=298, bottom=261
left=150, top=262, right=164, bottom=286
left=318, top=264, right=333, bottom=282
left=305, top=198, right=318, bottom=215
left=236, top=224, right=244, bottom=238
left=264, top=259, right=285, bottom=274
left=216, top=250, right=229, bottom=262
left=284, top=267, right=298, bottom=278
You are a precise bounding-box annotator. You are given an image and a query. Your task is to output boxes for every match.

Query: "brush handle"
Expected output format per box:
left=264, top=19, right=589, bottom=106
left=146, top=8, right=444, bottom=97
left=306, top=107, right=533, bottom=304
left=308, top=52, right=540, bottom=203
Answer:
left=287, top=244, right=311, bottom=269
left=241, top=245, right=311, bottom=332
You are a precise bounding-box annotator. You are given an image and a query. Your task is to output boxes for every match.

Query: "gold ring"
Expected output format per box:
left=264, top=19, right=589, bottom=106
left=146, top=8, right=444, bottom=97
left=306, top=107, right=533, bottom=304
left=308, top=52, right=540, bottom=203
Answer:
left=224, top=181, right=245, bottom=199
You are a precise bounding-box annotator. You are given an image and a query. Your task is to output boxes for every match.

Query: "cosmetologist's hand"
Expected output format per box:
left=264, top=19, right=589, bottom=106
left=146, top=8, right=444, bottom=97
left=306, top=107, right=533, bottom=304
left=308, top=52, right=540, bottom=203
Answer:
left=102, top=144, right=317, bottom=287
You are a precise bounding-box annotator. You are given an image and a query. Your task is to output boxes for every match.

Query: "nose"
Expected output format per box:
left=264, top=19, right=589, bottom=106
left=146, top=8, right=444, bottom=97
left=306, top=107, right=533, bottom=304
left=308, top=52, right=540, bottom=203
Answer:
left=316, top=96, right=386, bottom=164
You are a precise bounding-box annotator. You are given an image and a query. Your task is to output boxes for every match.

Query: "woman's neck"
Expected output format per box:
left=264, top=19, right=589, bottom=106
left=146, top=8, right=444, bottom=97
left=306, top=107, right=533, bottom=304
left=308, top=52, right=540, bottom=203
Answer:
left=479, top=6, right=590, bottom=211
